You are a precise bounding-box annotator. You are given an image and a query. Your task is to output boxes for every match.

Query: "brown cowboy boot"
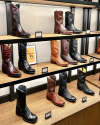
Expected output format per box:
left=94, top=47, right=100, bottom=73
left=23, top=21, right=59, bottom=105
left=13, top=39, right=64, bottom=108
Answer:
left=1, top=44, right=21, bottom=77
left=97, top=38, right=100, bottom=54
left=54, top=11, right=73, bottom=35
left=61, top=39, right=78, bottom=65
left=51, top=40, right=68, bottom=67
left=10, top=4, right=30, bottom=38
left=46, top=75, right=65, bottom=107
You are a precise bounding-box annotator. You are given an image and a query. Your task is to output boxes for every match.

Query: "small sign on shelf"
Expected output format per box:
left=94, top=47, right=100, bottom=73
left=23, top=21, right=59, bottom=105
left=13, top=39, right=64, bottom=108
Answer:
left=86, top=30, right=90, bottom=34
left=42, top=67, right=48, bottom=74
left=35, top=31, right=42, bottom=38
left=89, top=57, right=94, bottom=63
left=45, top=111, right=52, bottom=120
left=82, top=96, right=87, bottom=103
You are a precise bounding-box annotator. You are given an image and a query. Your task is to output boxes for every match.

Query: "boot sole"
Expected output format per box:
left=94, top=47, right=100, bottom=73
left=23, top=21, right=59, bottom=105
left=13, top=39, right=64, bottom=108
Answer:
left=2, top=71, right=21, bottom=78
left=58, top=92, right=76, bottom=103
left=46, top=96, right=65, bottom=107
left=16, top=110, right=38, bottom=123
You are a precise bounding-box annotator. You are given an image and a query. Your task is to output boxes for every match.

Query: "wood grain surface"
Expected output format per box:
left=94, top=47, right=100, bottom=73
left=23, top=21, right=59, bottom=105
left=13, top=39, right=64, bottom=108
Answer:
left=0, top=54, right=99, bottom=85
left=0, top=81, right=100, bottom=125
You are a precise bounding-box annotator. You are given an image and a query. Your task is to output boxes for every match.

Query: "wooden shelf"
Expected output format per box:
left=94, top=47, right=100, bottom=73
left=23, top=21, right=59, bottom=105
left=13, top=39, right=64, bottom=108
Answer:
left=4, top=0, right=99, bottom=8
left=88, top=53, right=100, bottom=60
left=86, top=73, right=100, bottom=89
left=0, top=54, right=100, bottom=88
left=0, top=80, right=100, bottom=125
left=1, top=31, right=100, bottom=44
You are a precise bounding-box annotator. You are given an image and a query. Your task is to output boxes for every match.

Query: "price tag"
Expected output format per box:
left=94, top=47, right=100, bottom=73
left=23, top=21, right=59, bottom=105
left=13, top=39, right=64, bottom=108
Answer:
left=35, top=31, right=42, bottom=38
left=89, top=57, right=94, bottom=63
left=82, top=96, right=87, bottom=103
left=86, top=30, right=90, bottom=34
left=42, top=67, right=48, bottom=73
left=45, top=111, right=52, bottom=120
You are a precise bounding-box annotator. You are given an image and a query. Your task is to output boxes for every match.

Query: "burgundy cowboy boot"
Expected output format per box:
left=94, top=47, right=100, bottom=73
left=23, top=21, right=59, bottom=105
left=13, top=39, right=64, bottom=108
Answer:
left=54, top=11, right=73, bottom=35
left=1, top=44, right=21, bottom=77
left=61, top=39, right=78, bottom=65
left=10, top=4, right=30, bottom=38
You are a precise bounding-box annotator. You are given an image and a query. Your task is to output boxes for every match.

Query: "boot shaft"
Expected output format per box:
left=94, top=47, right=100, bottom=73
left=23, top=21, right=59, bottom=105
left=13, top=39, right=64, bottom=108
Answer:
left=50, top=40, right=59, bottom=57
left=59, top=72, right=67, bottom=91
left=10, top=4, right=20, bottom=27
left=16, top=85, right=26, bottom=109
left=77, top=68, right=86, bottom=84
left=69, top=39, right=78, bottom=55
left=18, top=42, right=27, bottom=60
left=47, top=75, right=56, bottom=95
left=65, top=11, right=74, bottom=27
left=61, top=39, right=69, bottom=56
left=54, top=11, right=63, bottom=25
left=1, top=44, right=11, bottom=61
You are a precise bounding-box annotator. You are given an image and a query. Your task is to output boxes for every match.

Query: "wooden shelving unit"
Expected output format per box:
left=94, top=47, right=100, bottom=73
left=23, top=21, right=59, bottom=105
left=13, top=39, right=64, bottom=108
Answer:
left=0, top=80, right=99, bottom=125
left=1, top=31, right=100, bottom=44
left=0, top=54, right=100, bottom=88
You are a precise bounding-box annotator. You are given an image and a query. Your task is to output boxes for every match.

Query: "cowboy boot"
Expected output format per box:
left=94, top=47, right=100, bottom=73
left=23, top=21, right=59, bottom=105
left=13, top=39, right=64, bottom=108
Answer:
left=69, top=39, right=87, bottom=63
left=10, top=4, right=30, bottom=38
left=1, top=44, right=21, bottom=77
left=61, top=39, right=78, bottom=65
left=58, top=72, right=76, bottom=102
left=46, top=75, right=65, bottom=107
left=54, top=11, right=73, bottom=35
left=16, top=85, right=38, bottom=123
left=65, top=11, right=82, bottom=34
left=18, top=42, right=35, bottom=74
left=97, top=38, right=100, bottom=54
left=51, top=40, right=68, bottom=67
left=77, top=68, right=95, bottom=95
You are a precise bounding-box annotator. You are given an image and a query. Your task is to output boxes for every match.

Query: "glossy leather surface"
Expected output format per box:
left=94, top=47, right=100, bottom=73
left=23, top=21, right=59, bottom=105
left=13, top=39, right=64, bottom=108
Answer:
left=65, top=11, right=82, bottom=34
left=16, top=85, right=38, bottom=123
left=1, top=45, right=21, bottom=77
left=51, top=40, right=68, bottom=67
left=10, top=4, right=30, bottom=38
left=70, top=39, right=87, bottom=63
left=18, top=43, right=35, bottom=74
left=77, top=69, right=95, bottom=95
left=54, top=11, right=73, bottom=35
left=97, top=38, right=100, bottom=54
left=58, top=72, right=76, bottom=102
left=61, top=39, right=78, bottom=65
left=46, top=75, right=65, bottom=107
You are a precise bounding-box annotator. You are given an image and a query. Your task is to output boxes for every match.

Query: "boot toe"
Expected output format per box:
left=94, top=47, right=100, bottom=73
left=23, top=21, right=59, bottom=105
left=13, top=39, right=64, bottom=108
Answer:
left=59, top=100, right=65, bottom=106
left=88, top=89, right=95, bottom=95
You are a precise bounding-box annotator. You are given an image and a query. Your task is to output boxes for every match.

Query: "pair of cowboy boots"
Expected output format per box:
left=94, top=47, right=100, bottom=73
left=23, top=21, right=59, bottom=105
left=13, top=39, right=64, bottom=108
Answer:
left=50, top=40, right=77, bottom=67
left=1, top=43, right=35, bottom=77
left=54, top=11, right=82, bottom=35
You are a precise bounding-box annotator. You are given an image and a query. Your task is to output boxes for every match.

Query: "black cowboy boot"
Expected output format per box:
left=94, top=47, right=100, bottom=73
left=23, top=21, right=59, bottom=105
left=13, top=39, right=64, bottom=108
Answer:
left=18, top=42, right=35, bottom=74
left=69, top=39, right=87, bottom=63
left=58, top=72, right=76, bottom=102
left=77, top=68, right=95, bottom=95
left=65, top=11, right=82, bottom=34
left=16, top=85, right=38, bottom=123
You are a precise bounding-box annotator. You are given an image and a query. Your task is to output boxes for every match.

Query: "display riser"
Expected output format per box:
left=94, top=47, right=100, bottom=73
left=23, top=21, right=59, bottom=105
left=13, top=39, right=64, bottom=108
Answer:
left=0, top=80, right=100, bottom=125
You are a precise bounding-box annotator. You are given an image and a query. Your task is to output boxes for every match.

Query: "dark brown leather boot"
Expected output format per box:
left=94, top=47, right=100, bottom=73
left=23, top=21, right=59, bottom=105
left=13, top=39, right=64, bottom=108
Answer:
left=1, top=44, right=21, bottom=77
left=46, top=75, right=65, bottom=107
left=54, top=11, right=73, bottom=35
left=97, top=38, right=100, bottom=54
left=10, top=4, right=30, bottom=38
left=61, top=39, right=78, bottom=65
left=51, top=40, right=68, bottom=67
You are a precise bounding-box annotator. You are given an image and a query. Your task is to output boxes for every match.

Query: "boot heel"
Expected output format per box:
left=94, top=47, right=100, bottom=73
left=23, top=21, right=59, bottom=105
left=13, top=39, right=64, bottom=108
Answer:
left=46, top=96, right=51, bottom=101
left=16, top=110, right=21, bottom=116
left=2, top=64, right=7, bottom=74
left=58, top=91, right=64, bottom=97
left=18, top=63, right=22, bottom=70
left=77, top=85, right=82, bottom=91
left=12, top=31, right=17, bottom=36
left=51, top=60, right=56, bottom=64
